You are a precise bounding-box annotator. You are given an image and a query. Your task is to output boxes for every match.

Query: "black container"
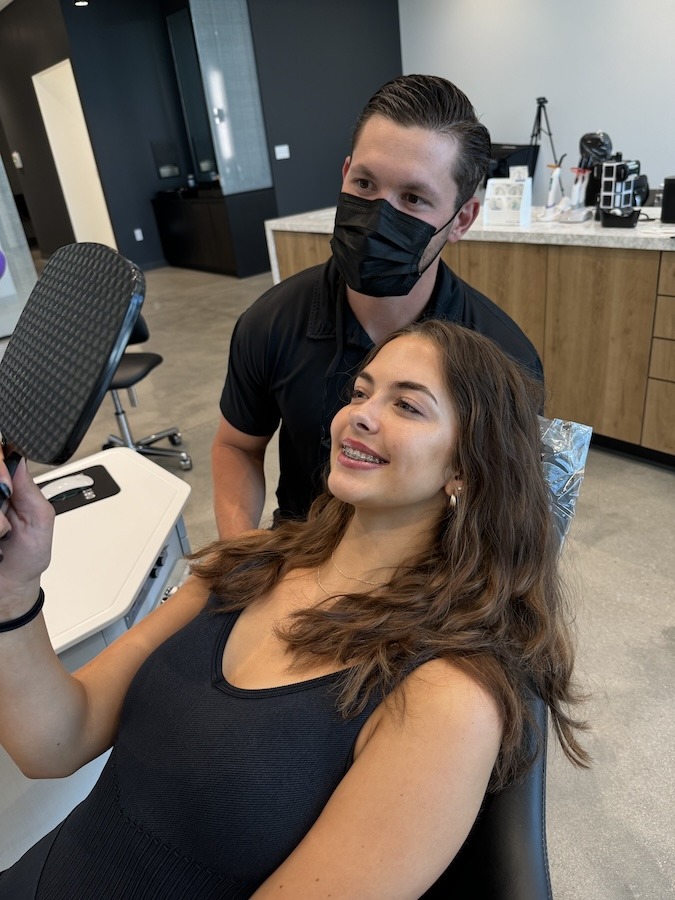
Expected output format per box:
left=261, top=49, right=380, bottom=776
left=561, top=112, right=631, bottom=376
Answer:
left=661, top=177, right=675, bottom=224
left=600, top=208, right=640, bottom=228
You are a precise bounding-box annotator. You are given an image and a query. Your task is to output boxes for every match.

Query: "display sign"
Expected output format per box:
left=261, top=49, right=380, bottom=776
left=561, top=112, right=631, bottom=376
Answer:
left=483, top=171, right=532, bottom=227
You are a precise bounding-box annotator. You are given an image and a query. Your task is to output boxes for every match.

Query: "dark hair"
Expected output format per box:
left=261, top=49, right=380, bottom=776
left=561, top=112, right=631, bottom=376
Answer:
left=191, top=322, right=588, bottom=789
left=350, top=74, right=492, bottom=209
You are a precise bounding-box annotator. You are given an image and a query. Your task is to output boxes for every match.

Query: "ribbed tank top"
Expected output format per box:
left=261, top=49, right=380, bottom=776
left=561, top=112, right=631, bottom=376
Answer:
left=0, top=599, right=382, bottom=899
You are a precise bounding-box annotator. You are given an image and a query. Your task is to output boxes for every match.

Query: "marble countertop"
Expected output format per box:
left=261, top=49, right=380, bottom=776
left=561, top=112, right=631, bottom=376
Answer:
left=264, top=205, right=675, bottom=282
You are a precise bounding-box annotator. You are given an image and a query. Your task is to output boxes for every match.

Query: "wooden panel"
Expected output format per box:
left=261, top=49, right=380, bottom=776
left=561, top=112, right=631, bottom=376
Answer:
left=440, top=242, right=460, bottom=273
left=273, top=231, right=332, bottom=281
left=544, top=246, right=659, bottom=442
left=658, top=252, right=675, bottom=296
left=274, top=232, right=464, bottom=283
left=642, top=378, right=675, bottom=454
left=456, top=241, right=547, bottom=360
left=649, top=338, right=675, bottom=382
left=653, top=295, right=675, bottom=340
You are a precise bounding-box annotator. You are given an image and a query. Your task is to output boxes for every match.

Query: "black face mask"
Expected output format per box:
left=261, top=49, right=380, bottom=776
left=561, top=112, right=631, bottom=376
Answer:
left=330, top=193, right=459, bottom=297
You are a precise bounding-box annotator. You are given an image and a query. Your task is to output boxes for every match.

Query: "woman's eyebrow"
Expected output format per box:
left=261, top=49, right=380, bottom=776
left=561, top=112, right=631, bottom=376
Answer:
left=394, top=381, right=438, bottom=405
left=355, top=371, right=438, bottom=405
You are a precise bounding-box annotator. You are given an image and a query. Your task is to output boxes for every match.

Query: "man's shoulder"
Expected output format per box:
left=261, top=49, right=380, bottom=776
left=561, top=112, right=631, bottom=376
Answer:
left=241, top=260, right=336, bottom=324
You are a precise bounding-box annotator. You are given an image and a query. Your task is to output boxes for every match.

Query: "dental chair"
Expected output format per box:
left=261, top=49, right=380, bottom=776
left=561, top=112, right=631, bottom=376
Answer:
left=421, top=691, right=551, bottom=900
left=421, top=417, right=592, bottom=900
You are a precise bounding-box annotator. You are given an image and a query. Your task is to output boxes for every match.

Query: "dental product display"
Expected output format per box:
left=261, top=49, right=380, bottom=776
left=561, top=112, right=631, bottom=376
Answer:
left=598, top=158, right=644, bottom=228
left=483, top=169, right=532, bottom=227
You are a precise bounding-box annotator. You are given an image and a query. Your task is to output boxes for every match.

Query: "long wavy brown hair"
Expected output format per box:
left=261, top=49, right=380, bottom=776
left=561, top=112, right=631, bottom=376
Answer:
left=192, top=321, right=588, bottom=789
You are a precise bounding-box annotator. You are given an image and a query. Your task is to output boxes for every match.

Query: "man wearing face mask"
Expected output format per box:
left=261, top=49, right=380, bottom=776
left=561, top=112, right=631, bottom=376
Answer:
left=212, top=74, right=543, bottom=539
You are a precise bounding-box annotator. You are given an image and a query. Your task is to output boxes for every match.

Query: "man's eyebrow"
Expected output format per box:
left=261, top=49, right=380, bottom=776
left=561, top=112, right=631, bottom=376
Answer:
left=349, top=164, right=439, bottom=201
left=355, top=371, right=438, bottom=405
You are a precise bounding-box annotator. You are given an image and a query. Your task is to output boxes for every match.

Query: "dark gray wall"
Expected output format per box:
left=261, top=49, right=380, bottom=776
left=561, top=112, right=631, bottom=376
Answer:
left=0, top=0, right=190, bottom=267
left=0, top=0, right=75, bottom=256
left=59, top=0, right=192, bottom=267
left=0, top=0, right=402, bottom=268
left=248, top=0, right=402, bottom=216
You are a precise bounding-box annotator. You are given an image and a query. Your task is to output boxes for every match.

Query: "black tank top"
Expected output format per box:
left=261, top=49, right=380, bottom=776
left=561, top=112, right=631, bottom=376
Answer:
left=0, top=599, right=382, bottom=899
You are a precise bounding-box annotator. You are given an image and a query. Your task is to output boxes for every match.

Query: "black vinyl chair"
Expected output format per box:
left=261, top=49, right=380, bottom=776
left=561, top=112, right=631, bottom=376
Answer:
left=103, top=314, right=192, bottom=470
left=419, top=418, right=591, bottom=899
left=421, top=693, right=552, bottom=900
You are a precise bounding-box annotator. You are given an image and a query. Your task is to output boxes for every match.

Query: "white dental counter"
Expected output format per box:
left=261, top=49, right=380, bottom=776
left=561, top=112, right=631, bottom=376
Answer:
left=0, top=448, right=192, bottom=869
left=265, top=206, right=675, bottom=460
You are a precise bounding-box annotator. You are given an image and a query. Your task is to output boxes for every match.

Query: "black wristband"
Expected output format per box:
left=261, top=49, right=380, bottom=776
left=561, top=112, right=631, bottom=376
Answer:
left=0, top=588, right=45, bottom=632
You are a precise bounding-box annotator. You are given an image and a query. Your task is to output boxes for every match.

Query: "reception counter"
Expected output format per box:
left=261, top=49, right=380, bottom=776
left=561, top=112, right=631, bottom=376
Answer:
left=264, top=208, right=675, bottom=460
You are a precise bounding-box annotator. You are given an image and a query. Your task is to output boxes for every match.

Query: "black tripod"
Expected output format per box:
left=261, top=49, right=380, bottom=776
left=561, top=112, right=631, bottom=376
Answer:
left=530, top=96, right=565, bottom=193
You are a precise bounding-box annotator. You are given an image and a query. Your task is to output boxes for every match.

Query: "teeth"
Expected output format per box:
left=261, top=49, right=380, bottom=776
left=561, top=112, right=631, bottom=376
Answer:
left=342, top=445, right=386, bottom=464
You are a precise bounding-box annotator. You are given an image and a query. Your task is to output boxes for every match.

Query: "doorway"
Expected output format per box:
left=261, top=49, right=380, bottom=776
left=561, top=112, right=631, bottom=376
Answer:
left=32, top=58, right=116, bottom=249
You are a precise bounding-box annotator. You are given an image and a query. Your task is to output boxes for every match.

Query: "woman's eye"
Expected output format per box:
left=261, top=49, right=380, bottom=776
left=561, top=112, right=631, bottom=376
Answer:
left=351, top=388, right=367, bottom=401
left=396, top=398, right=421, bottom=415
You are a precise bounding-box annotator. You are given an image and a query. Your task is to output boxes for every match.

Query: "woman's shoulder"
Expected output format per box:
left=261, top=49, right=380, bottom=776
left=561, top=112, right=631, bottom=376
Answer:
left=356, top=658, right=502, bottom=765
left=402, top=658, right=503, bottom=729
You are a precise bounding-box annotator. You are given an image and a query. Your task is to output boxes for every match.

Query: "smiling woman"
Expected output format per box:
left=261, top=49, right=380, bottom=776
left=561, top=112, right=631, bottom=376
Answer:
left=0, top=321, right=587, bottom=899
left=328, top=333, right=460, bottom=526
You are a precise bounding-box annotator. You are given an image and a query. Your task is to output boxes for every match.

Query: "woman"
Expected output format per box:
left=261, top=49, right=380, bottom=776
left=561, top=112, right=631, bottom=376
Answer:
left=0, top=321, right=587, bottom=899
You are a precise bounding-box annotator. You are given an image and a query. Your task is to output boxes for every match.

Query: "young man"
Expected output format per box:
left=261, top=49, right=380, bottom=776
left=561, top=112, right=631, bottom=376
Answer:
left=212, top=74, right=542, bottom=539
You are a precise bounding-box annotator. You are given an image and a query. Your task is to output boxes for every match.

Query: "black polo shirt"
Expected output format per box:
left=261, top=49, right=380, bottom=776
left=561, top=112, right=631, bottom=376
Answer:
left=220, top=257, right=543, bottom=521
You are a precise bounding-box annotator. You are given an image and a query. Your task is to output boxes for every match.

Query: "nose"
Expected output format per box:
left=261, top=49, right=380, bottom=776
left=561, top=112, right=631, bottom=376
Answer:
left=348, top=398, right=380, bottom=433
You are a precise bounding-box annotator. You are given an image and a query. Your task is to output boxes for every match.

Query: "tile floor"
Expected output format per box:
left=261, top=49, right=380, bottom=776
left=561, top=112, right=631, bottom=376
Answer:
left=30, top=264, right=675, bottom=899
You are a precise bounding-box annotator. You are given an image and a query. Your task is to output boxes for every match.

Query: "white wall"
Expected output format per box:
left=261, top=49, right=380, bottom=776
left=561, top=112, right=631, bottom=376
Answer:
left=398, top=0, right=675, bottom=205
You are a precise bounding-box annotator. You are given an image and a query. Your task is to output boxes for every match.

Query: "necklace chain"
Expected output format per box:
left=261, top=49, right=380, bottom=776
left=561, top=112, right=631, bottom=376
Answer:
left=316, top=566, right=333, bottom=596
left=316, top=553, right=391, bottom=596
left=330, top=552, right=387, bottom=585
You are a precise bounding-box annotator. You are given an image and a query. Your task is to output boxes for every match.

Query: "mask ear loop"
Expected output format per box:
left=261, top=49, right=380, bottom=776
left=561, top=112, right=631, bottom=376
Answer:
left=419, top=204, right=464, bottom=276
left=433, top=202, right=463, bottom=236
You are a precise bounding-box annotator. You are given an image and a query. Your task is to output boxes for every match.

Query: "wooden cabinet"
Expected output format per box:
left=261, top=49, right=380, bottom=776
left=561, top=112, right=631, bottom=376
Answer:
left=455, top=242, right=547, bottom=359
left=267, top=226, right=675, bottom=459
left=275, top=231, right=332, bottom=281
left=153, top=187, right=277, bottom=277
left=641, top=253, right=675, bottom=454
left=642, top=381, right=675, bottom=454
left=658, top=252, right=675, bottom=295
left=274, top=235, right=546, bottom=358
left=544, top=247, right=658, bottom=443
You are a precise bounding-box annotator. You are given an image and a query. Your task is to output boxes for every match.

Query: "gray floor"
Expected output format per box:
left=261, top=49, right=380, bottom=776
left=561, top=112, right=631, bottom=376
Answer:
left=30, top=264, right=675, bottom=899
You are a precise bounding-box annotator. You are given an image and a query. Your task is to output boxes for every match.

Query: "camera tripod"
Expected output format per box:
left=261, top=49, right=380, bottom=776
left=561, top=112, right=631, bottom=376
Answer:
left=530, top=96, right=565, bottom=168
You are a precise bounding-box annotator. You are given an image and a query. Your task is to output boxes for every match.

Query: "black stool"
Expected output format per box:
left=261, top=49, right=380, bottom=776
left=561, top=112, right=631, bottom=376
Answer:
left=103, top=315, right=192, bottom=470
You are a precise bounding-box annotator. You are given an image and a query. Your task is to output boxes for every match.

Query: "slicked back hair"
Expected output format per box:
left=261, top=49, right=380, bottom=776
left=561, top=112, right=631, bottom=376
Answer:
left=351, top=74, right=492, bottom=209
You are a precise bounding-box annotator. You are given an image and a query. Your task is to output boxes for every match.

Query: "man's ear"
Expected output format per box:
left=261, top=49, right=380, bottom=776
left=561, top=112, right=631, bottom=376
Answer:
left=341, top=156, right=351, bottom=180
left=447, top=196, right=480, bottom=243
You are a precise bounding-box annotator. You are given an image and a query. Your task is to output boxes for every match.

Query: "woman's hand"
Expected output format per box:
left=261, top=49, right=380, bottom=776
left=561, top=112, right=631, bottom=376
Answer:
left=0, top=453, right=55, bottom=620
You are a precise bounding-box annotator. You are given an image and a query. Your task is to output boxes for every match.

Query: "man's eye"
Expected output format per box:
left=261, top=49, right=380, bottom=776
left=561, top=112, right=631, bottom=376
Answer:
left=356, top=178, right=371, bottom=190
left=405, top=194, right=422, bottom=205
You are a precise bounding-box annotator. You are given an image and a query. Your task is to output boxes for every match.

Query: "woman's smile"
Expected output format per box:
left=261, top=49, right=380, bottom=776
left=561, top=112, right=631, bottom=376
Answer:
left=339, top=439, right=389, bottom=467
